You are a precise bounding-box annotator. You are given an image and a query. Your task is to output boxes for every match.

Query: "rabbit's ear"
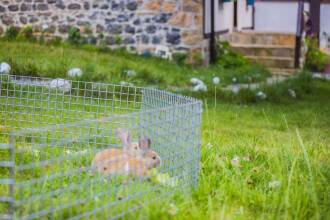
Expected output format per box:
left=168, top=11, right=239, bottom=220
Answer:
left=116, top=128, right=131, bottom=149
left=139, top=135, right=151, bottom=150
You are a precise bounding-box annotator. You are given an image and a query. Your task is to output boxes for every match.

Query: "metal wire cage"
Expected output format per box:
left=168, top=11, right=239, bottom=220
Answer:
left=0, top=74, right=202, bottom=220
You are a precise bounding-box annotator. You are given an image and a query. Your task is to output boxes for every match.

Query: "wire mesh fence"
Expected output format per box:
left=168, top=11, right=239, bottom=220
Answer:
left=0, top=74, right=202, bottom=220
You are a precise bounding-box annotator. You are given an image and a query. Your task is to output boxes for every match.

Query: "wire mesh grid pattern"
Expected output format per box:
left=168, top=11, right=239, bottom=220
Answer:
left=0, top=74, right=202, bottom=220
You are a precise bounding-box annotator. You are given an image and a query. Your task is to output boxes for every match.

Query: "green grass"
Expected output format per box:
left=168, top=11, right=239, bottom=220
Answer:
left=0, top=40, right=270, bottom=89
left=0, top=41, right=329, bottom=219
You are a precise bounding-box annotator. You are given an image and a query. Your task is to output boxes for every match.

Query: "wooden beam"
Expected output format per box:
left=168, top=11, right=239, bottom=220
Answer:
left=210, top=0, right=217, bottom=64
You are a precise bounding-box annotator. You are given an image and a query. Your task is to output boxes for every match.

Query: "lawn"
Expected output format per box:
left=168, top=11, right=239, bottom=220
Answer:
left=0, top=41, right=329, bottom=220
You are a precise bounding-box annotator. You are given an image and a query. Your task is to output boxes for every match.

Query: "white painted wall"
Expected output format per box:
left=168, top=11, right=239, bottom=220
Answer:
left=254, top=2, right=310, bottom=33
left=320, top=4, right=330, bottom=53
left=237, top=0, right=253, bottom=30
left=204, top=1, right=233, bottom=34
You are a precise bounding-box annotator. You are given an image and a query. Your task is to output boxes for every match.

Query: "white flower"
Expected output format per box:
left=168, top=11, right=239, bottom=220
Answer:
left=126, top=70, right=137, bottom=77
left=288, top=89, right=296, bottom=98
left=232, top=77, right=237, bottom=83
left=67, top=68, right=83, bottom=78
left=50, top=78, right=71, bottom=93
left=231, top=156, right=240, bottom=167
left=193, top=83, right=207, bottom=92
left=268, top=180, right=281, bottom=189
left=256, top=91, right=267, bottom=100
left=0, top=62, right=11, bottom=75
left=213, top=76, right=220, bottom=85
left=190, top=77, right=204, bottom=86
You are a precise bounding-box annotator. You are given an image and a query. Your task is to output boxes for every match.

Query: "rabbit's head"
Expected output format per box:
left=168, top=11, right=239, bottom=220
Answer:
left=138, top=134, right=161, bottom=168
left=116, top=128, right=144, bottom=158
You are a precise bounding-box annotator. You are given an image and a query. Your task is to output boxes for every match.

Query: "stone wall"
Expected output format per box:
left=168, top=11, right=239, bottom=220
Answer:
left=0, top=0, right=206, bottom=59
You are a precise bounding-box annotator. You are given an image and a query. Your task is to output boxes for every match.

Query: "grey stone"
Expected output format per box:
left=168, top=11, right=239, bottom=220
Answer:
left=125, top=25, right=135, bottom=34
left=0, top=5, right=6, bottom=12
left=100, top=4, right=109, bottom=9
left=83, top=2, right=90, bottom=10
left=105, top=18, right=116, bottom=24
left=86, top=36, right=97, bottom=45
left=19, top=16, right=28, bottom=24
left=1, top=15, right=14, bottom=25
left=107, top=24, right=122, bottom=34
left=117, top=14, right=129, bottom=22
left=20, top=3, right=31, bottom=11
left=8, top=4, right=19, bottom=11
left=142, top=35, right=149, bottom=44
left=105, top=36, right=115, bottom=45
left=58, top=24, right=69, bottom=33
left=55, top=0, right=65, bottom=9
left=77, top=21, right=90, bottom=26
left=167, top=32, right=181, bottom=45
left=37, top=3, right=48, bottom=11
left=126, top=1, right=137, bottom=11
left=133, top=18, right=140, bottom=25
left=123, top=37, right=135, bottom=44
left=68, top=3, right=81, bottom=10
left=145, top=25, right=157, bottom=34
left=47, top=0, right=56, bottom=3
left=29, top=16, right=39, bottom=23
left=152, top=36, right=161, bottom=44
left=96, top=24, right=104, bottom=33
left=154, top=14, right=171, bottom=23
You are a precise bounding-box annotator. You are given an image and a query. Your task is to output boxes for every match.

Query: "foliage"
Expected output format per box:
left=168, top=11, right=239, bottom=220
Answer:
left=115, top=35, right=122, bottom=45
left=68, top=27, right=82, bottom=45
left=4, top=26, right=20, bottom=40
left=172, top=52, right=188, bottom=65
left=304, top=37, right=330, bottom=72
left=216, top=41, right=248, bottom=68
left=17, top=26, right=35, bottom=42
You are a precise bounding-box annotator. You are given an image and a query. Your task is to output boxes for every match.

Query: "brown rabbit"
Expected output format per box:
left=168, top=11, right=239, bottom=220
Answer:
left=91, top=129, right=161, bottom=177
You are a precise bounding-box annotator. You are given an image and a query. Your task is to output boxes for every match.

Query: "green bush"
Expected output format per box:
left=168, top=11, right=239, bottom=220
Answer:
left=4, top=27, right=20, bottom=40
left=172, top=52, right=187, bottom=65
left=304, top=37, right=330, bottom=72
left=17, top=26, right=35, bottom=42
left=216, top=41, right=248, bottom=68
left=68, top=27, right=82, bottom=45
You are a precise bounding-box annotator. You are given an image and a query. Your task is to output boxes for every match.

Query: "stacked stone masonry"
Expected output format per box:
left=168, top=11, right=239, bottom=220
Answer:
left=0, top=0, right=206, bottom=58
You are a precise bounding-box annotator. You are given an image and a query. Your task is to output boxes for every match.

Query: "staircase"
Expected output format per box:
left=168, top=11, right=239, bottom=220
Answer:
left=228, top=32, right=299, bottom=75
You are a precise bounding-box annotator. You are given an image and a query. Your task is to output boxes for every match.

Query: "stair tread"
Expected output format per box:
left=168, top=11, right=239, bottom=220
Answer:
left=232, top=31, right=296, bottom=36
left=230, top=44, right=295, bottom=49
left=246, top=56, right=294, bottom=61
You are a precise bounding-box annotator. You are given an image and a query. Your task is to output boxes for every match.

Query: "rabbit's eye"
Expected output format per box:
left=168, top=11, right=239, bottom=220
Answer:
left=152, top=156, right=156, bottom=160
left=103, top=167, right=107, bottom=171
left=135, top=147, right=138, bottom=150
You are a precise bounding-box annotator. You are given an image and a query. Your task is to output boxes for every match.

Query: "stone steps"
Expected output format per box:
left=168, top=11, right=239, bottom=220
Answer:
left=246, top=56, right=295, bottom=69
left=231, top=44, right=295, bottom=57
left=229, top=32, right=296, bottom=46
left=228, top=32, right=297, bottom=73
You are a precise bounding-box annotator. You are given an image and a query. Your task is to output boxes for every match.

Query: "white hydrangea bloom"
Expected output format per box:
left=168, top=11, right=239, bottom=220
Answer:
left=190, top=77, right=204, bottom=86
left=193, top=83, right=207, bottom=92
left=67, top=68, right=83, bottom=78
left=0, top=62, right=11, bottom=75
